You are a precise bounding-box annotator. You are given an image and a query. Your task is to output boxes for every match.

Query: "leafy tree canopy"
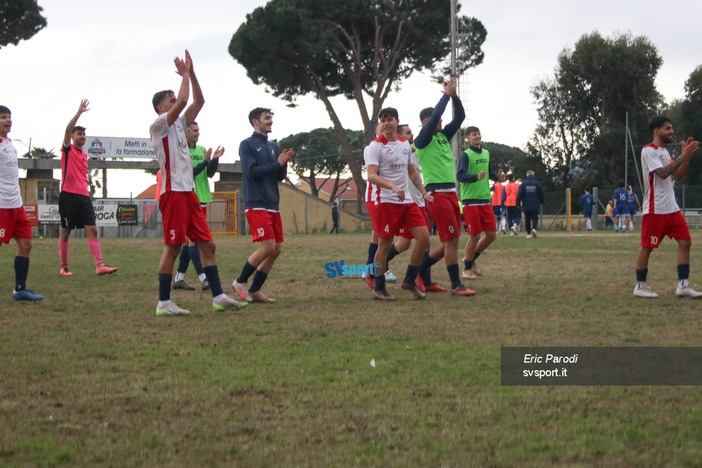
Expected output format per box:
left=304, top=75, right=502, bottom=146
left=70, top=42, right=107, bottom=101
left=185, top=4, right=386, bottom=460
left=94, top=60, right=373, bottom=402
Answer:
left=0, top=0, right=47, bottom=48
left=230, top=0, right=486, bottom=210
left=529, top=31, right=663, bottom=189
left=22, top=146, right=56, bottom=159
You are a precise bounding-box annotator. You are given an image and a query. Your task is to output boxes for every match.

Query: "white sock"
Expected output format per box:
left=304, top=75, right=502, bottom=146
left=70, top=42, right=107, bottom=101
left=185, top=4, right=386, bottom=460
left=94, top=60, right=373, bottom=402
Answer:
left=174, top=272, right=185, bottom=282
left=636, top=281, right=646, bottom=289
left=679, top=279, right=689, bottom=288
left=199, top=273, right=207, bottom=283
left=213, top=293, right=227, bottom=302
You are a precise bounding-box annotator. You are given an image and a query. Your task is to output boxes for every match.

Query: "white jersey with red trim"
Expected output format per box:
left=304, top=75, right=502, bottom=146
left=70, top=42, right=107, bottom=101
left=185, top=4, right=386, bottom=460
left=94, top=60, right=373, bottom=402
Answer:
left=363, top=135, right=412, bottom=205
left=641, top=143, right=679, bottom=215
left=149, top=113, right=194, bottom=194
left=0, top=137, right=22, bottom=209
left=406, top=150, right=425, bottom=207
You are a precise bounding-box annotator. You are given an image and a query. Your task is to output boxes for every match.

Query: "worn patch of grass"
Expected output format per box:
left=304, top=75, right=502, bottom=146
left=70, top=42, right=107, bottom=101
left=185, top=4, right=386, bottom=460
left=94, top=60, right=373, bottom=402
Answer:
left=1, top=231, right=701, bottom=467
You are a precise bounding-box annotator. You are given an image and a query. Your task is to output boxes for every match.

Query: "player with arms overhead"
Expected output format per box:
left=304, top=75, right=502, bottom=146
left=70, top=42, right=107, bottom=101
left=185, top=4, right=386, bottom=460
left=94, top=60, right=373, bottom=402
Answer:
left=150, top=50, right=245, bottom=315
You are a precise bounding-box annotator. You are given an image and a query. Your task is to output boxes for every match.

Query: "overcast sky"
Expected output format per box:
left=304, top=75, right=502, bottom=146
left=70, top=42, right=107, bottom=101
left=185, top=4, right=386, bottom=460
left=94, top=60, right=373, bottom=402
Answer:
left=1, top=0, right=699, bottom=197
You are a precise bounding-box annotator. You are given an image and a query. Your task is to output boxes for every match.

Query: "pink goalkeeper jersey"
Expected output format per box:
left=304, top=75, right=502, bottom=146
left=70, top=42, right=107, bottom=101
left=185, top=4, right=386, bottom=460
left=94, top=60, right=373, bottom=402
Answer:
left=60, top=144, right=90, bottom=196
left=149, top=113, right=194, bottom=195
left=641, top=143, right=679, bottom=215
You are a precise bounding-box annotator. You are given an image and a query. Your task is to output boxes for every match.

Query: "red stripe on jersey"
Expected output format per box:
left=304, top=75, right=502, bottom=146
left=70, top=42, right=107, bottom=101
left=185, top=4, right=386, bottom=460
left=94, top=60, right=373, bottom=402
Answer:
left=648, top=171, right=655, bottom=214
left=162, top=136, right=171, bottom=193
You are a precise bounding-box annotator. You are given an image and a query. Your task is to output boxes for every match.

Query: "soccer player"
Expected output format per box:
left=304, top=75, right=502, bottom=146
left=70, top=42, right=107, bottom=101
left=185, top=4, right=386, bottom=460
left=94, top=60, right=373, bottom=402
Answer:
left=612, top=182, right=629, bottom=233
left=0, top=106, right=42, bottom=301
left=232, top=108, right=293, bottom=304
left=504, top=174, right=520, bottom=235
left=627, top=185, right=641, bottom=230
left=365, top=108, right=432, bottom=301
left=580, top=189, right=594, bottom=231
left=58, top=99, right=117, bottom=276
left=414, top=77, right=475, bottom=296
left=633, top=115, right=701, bottom=299
left=491, top=179, right=507, bottom=234
left=457, top=126, right=504, bottom=280
left=172, top=122, right=224, bottom=291
left=384, top=124, right=446, bottom=293
left=150, top=50, right=245, bottom=315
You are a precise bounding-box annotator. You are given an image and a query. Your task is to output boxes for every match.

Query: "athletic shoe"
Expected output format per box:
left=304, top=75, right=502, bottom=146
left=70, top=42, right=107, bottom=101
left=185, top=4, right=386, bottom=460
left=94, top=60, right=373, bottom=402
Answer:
left=384, top=270, right=398, bottom=282
left=59, top=267, right=73, bottom=277
left=425, top=282, right=448, bottom=293
left=415, top=276, right=426, bottom=293
left=201, top=279, right=210, bottom=291
left=472, top=263, right=483, bottom=276
left=675, top=285, right=702, bottom=298
left=96, top=264, right=117, bottom=275
left=511, top=225, right=518, bottom=236
left=450, top=284, right=476, bottom=296
left=12, top=289, right=43, bottom=301
left=250, top=291, right=276, bottom=303
left=401, top=281, right=426, bottom=299
left=173, top=279, right=196, bottom=290
left=213, top=295, right=248, bottom=311
left=530, top=229, right=537, bottom=238
left=462, top=269, right=477, bottom=280
left=526, top=234, right=533, bottom=239
left=155, top=301, right=189, bottom=316
left=232, top=279, right=252, bottom=302
left=372, top=288, right=396, bottom=301
left=633, top=285, right=658, bottom=299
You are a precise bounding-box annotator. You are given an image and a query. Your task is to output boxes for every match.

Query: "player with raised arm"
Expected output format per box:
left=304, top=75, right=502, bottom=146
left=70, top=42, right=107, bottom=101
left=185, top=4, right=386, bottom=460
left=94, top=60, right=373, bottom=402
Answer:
left=414, top=77, right=475, bottom=296
left=58, top=99, right=117, bottom=276
left=150, top=50, right=245, bottom=315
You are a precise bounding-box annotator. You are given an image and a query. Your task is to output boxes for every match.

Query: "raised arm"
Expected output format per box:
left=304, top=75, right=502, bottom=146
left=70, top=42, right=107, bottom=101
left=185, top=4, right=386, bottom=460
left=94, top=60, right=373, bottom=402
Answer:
left=167, top=53, right=190, bottom=127
left=207, top=146, right=223, bottom=178
left=441, top=77, right=465, bottom=141
left=184, top=50, right=204, bottom=126
left=64, top=99, right=90, bottom=146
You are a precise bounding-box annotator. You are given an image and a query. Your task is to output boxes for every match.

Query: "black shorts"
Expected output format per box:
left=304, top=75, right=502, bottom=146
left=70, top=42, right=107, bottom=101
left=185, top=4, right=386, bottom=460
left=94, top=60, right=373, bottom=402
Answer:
left=59, top=192, right=96, bottom=229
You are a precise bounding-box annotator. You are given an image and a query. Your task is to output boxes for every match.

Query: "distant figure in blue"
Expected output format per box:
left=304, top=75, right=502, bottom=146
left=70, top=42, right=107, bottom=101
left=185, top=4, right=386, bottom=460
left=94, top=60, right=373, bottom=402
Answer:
left=516, top=170, right=544, bottom=238
left=580, top=189, right=594, bottom=231
left=626, top=185, right=641, bottom=231
left=613, top=182, right=630, bottom=232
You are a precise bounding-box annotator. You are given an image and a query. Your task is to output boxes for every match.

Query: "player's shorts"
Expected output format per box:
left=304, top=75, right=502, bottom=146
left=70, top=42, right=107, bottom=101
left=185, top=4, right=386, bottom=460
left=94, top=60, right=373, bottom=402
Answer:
left=492, top=206, right=504, bottom=217
left=0, top=207, right=32, bottom=244
left=463, top=204, right=497, bottom=235
left=246, top=209, right=284, bottom=243
left=376, top=202, right=427, bottom=238
left=366, top=201, right=378, bottom=232
left=398, top=206, right=431, bottom=239
left=583, top=210, right=592, bottom=219
left=617, top=206, right=631, bottom=216
left=159, top=191, right=212, bottom=245
left=425, top=191, right=461, bottom=242
left=640, top=211, right=690, bottom=249
left=58, top=191, right=96, bottom=229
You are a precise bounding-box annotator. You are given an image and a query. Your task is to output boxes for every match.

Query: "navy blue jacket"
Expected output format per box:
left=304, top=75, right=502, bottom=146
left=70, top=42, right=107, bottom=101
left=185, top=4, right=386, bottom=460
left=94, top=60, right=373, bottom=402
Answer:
left=239, top=132, right=287, bottom=210
left=516, top=176, right=544, bottom=211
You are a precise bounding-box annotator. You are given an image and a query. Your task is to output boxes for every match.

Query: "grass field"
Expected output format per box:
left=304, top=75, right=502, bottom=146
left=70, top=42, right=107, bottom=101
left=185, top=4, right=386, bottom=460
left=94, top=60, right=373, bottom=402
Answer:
left=1, top=231, right=701, bottom=467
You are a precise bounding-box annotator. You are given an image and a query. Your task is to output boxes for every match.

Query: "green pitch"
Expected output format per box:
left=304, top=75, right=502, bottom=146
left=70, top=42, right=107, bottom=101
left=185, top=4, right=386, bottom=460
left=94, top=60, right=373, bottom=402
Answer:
left=1, top=232, right=701, bottom=467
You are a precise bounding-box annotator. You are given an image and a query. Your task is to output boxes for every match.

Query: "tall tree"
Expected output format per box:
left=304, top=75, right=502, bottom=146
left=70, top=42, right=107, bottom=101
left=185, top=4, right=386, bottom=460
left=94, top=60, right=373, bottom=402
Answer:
left=0, top=0, right=47, bottom=48
left=278, top=127, right=364, bottom=200
left=529, top=32, right=663, bottom=189
left=670, top=65, right=702, bottom=183
left=229, top=0, right=486, bottom=211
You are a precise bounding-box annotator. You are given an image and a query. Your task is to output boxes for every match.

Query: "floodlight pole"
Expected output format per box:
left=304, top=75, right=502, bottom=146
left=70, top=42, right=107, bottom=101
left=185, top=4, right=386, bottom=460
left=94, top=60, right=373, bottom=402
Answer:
left=624, top=112, right=629, bottom=187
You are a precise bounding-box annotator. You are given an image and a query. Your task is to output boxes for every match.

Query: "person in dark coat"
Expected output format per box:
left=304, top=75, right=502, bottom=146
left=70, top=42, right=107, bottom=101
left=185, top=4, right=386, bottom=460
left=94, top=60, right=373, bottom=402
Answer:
left=330, top=202, right=339, bottom=234
left=516, top=170, right=544, bottom=238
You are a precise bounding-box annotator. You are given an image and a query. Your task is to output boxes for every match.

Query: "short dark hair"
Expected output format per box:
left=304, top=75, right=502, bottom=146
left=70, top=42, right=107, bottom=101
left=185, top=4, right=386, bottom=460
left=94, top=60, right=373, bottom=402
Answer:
left=248, top=107, right=272, bottom=126
left=72, top=126, right=86, bottom=134
left=419, top=107, right=433, bottom=123
left=152, top=90, right=173, bottom=113
left=619, top=181, right=625, bottom=188
left=508, top=174, right=514, bottom=182
left=648, top=115, right=671, bottom=133
left=0, top=105, right=10, bottom=115
left=378, top=107, right=398, bottom=120
left=466, top=126, right=480, bottom=135
left=397, top=124, right=409, bottom=133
